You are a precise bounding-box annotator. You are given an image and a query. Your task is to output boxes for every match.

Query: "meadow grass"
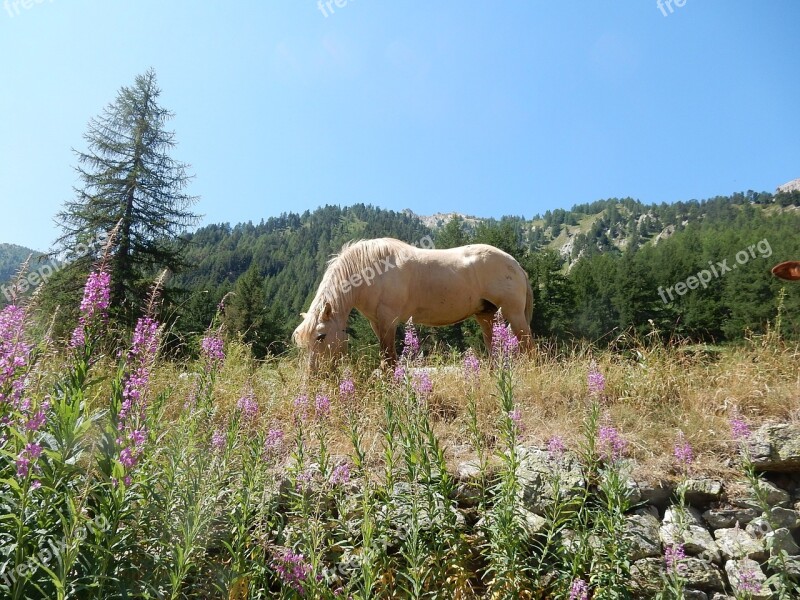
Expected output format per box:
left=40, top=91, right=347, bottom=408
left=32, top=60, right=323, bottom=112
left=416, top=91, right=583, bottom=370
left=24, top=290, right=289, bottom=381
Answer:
left=1, top=272, right=798, bottom=598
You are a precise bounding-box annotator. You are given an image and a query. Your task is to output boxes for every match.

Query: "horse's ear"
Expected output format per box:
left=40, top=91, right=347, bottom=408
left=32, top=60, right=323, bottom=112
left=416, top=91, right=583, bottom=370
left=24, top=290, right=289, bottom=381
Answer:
left=321, top=302, right=333, bottom=321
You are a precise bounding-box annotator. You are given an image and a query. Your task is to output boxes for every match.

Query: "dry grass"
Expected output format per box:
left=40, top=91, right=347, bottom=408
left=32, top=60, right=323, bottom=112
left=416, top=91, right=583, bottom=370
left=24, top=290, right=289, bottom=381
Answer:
left=148, top=334, right=800, bottom=487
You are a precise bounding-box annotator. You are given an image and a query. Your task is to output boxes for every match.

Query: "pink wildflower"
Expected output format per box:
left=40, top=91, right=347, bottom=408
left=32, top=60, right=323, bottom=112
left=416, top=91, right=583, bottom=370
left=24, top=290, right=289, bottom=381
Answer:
left=237, top=389, right=259, bottom=420
left=664, top=543, right=687, bottom=575
left=548, top=435, right=566, bottom=456
left=411, top=370, right=433, bottom=397
left=211, top=429, right=225, bottom=451
left=330, top=462, right=351, bottom=486
left=264, top=428, right=285, bottom=456
left=338, top=376, right=355, bottom=401
left=462, top=349, right=480, bottom=382
left=401, top=318, right=420, bottom=359
left=200, top=334, right=224, bottom=366
left=673, top=432, right=693, bottom=469
left=314, top=394, right=331, bottom=417
left=598, top=426, right=627, bottom=461
left=730, top=417, right=751, bottom=441
left=569, top=578, right=588, bottom=600
left=491, top=310, right=519, bottom=362
left=272, top=548, right=313, bottom=594
left=79, top=270, right=111, bottom=321
left=588, top=362, right=605, bottom=396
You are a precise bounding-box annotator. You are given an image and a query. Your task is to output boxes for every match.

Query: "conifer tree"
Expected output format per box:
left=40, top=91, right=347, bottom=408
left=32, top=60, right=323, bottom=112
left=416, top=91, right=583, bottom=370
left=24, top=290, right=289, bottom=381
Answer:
left=52, top=68, right=198, bottom=323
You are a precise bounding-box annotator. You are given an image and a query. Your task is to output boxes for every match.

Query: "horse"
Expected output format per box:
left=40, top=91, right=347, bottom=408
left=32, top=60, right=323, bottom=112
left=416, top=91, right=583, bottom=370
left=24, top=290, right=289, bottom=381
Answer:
left=292, top=238, right=534, bottom=371
left=772, top=261, right=800, bottom=281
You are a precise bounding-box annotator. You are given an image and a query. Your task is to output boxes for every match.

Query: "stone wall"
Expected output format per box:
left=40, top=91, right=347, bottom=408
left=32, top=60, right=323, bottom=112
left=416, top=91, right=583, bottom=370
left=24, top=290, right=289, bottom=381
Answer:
left=453, top=423, right=800, bottom=599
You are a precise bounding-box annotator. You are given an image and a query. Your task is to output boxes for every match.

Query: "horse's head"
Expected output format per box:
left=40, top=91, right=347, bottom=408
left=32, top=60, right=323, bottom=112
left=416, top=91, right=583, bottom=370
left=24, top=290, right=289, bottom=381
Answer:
left=772, top=261, right=800, bottom=281
left=292, top=300, right=348, bottom=372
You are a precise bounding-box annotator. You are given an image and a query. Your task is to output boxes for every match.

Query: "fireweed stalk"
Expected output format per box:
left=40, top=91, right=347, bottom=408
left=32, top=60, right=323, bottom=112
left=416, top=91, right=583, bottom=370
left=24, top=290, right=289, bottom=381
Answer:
left=656, top=431, right=694, bottom=599
left=483, top=310, right=530, bottom=597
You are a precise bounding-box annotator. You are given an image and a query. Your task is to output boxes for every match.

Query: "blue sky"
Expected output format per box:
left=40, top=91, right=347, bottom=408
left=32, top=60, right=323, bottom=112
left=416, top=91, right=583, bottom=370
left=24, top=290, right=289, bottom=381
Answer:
left=1, top=1, right=799, bottom=251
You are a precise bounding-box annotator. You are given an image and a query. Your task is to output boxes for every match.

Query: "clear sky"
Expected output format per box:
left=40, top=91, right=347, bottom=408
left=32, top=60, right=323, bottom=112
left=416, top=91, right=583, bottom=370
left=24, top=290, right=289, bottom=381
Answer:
left=2, top=1, right=799, bottom=251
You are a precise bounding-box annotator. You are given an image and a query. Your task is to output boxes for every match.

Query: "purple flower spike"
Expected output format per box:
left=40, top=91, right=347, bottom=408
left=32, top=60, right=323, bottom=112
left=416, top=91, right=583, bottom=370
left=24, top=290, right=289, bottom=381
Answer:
left=548, top=435, right=566, bottom=456
left=729, top=416, right=751, bottom=441
left=673, top=431, right=694, bottom=469
left=401, top=318, right=420, bottom=359
left=587, top=362, right=605, bottom=396
left=569, top=578, right=589, bottom=600
left=599, top=425, right=627, bottom=461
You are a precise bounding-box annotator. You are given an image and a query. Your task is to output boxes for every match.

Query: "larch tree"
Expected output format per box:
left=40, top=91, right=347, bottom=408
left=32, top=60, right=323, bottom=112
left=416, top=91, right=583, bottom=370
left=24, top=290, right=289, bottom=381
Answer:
left=53, top=68, right=199, bottom=323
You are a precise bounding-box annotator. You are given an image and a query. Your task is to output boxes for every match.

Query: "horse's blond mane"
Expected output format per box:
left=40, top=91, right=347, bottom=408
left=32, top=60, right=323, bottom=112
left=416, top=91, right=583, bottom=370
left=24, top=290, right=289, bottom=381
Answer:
left=294, top=238, right=414, bottom=343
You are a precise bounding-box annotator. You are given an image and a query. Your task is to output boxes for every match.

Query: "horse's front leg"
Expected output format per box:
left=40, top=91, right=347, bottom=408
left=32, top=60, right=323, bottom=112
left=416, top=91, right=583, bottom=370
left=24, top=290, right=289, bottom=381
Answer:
left=370, top=320, right=398, bottom=369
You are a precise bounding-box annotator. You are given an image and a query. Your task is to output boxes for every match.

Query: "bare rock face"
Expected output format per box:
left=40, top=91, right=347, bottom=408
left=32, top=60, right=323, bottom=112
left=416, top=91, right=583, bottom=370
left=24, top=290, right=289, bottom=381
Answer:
left=777, top=177, right=800, bottom=194
left=746, top=424, right=800, bottom=472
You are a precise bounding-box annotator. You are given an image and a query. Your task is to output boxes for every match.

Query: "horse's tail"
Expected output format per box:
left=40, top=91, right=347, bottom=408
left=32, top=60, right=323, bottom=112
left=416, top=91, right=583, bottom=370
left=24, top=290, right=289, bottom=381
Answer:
left=524, top=275, right=534, bottom=326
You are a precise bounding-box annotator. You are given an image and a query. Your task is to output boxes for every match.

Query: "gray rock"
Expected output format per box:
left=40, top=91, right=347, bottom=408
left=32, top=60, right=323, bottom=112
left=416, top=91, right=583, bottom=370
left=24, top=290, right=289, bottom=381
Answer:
left=709, top=595, right=734, bottom=600
left=766, top=527, right=800, bottom=556
left=746, top=516, right=773, bottom=539
left=625, top=511, right=662, bottom=560
left=747, top=423, right=800, bottom=471
left=682, top=591, right=707, bottom=600
left=732, top=479, right=791, bottom=508
left=515, top=446, right=585, bottom=516
left=630, top=557, right=664, bottom=598
left=713, top=527, right=767, bottom=561
left=724, top=558, right=771, bottom=600
left=678, top=478, right=724, bottom=507
left=702, top=506, right=759, bottom=529
left=770, top=506, right=800, bottom=530
left=682, top=558, right=726, bottom=593
left=639, top=480, right=675, bottom=510
left=664, top=506, right=704, bottom=527
left=660, top=520, right=722, bottom=564
left=456, top=460, right=482, bottom=480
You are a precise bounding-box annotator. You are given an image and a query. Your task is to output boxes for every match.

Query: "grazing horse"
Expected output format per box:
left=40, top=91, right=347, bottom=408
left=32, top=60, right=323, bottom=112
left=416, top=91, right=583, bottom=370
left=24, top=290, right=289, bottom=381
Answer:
left=772, top=261, right=800, bottom=281
left=292, top=238, right=534, bottom=371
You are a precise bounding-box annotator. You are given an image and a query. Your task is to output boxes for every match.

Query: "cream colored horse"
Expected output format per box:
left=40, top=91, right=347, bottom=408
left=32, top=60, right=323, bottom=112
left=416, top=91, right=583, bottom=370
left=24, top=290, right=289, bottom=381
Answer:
left=772, top=261, right=800, bottom=281
left=293, top=238, right=534, bottom=370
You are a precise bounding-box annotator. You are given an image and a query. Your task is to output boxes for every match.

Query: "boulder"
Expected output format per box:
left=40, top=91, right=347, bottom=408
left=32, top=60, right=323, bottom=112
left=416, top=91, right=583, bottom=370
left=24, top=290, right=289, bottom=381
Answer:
left=660, top=508, right=722, bottom=564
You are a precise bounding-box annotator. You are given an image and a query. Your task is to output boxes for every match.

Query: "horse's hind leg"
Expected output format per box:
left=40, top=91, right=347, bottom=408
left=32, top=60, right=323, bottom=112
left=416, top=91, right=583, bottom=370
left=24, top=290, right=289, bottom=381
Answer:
left=505, top=311, right=533, bottom=351
left=475, top=312, right=495, bottom=355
